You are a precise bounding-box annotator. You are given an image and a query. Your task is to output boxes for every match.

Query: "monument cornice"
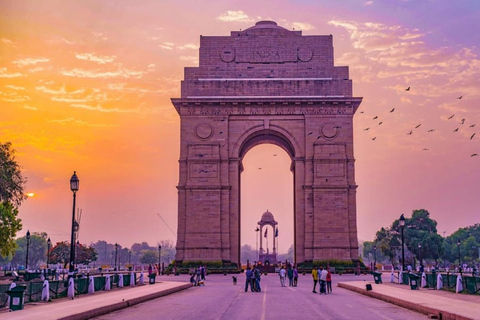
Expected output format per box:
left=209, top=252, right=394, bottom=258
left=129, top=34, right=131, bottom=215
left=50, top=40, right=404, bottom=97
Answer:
left=172, top=97, right=362, bottom=116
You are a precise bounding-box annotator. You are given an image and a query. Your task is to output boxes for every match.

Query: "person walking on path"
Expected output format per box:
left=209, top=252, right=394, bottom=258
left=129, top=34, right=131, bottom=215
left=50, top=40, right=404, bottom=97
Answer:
left=326, top=267, right=332, bottom=293
left=293, top=266, right=298, bottom=287
left=245, top=267, right=254, bottom=292
left=279, top=266, right=286, bottom=287
left=319, top=266, right=327, bottom=295
left=251, top=265, right=257, bottom=291
left=311, top=266, right=318, bottom=293
left=287, top=265, right=294, bottom=287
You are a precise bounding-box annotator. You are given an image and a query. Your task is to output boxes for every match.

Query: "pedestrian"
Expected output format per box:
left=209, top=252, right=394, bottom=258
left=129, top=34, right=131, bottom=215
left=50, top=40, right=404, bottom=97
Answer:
left=195, top=267, right=201, bottom=285
left=148, top=264, right=153, bottom=275
left=293, top=266, right=298, bottom=287
left=319, top=266, right=327, bottom=295
left=279, top=266, right=286, bottom=287
left=287, top=265, right=294, bottom=287
left=251, top=265, right=257, bottom=291
left=326, top=267, right=332, bottom=294
left=311, top=265, right=318, bottom=293
left=201, top=266, right=205, bottom=280
left=254, top=265, right=261, bottom=292
left=245, top=267, right=254, bottom=292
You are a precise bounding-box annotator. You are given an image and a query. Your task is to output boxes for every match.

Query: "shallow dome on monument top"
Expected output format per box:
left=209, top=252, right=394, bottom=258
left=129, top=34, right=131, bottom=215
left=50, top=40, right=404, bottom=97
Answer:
left=244, top=20, right=289, bottom=31
left=258, top=210, right=278, bottom=225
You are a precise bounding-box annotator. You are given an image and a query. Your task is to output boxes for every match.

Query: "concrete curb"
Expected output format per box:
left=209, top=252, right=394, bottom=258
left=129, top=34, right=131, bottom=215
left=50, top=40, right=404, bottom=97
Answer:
left=338, top=282, right=473, bottom=320
left=58, top=283, right=192, bottom=320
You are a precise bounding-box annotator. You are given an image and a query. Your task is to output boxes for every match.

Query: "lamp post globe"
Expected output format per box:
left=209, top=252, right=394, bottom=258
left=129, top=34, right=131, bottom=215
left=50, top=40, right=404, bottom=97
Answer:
left=418, top=243, right=422, bottom=268
left=69, top=171, right=79, bottom=276
left=399, top=214, right=406, bottom=271
left=25, top=230, right=31, bottom=271
left=373, top=245, right=377, bottom=271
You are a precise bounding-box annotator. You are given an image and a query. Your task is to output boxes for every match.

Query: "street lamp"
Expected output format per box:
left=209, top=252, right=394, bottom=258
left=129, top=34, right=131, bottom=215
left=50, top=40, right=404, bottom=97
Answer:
left=418, top=243, right=422, bottom=269
left=399, top=214, right=406, bottom=271
left=47, top=238, right=51, bottom=268
left=25, top=230, right=31, bottom=271
left=255, top=227, right=260, bottom=262
left=158, top=245, right=162, bottom=275
left=114, top=243, right=118, bottom=271
left=69, top=171, right=79, bottom=276
left=373, top=245, right=377, bottom=271
left=129, top=250, right=132, bottom=266
left=457, top=239, right=461, bottom=273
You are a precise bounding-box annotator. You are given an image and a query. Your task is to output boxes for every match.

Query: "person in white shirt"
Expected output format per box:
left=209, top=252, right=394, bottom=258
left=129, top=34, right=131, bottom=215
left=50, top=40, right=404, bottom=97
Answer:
left=279, top=266, right=286, bottom=287
left=319, top=266, right=328, bottom=295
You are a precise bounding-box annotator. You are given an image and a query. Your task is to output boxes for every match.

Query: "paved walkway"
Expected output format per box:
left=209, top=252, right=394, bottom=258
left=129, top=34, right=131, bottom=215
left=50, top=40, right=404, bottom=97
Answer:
left=339, top=279, right=480, bottom=320
left=0, top=280, right=191, bottom=320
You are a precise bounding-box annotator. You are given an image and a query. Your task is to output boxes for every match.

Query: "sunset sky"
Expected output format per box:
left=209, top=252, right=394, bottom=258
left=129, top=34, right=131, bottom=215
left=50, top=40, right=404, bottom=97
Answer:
left=1, top=0, right=479, bottom=255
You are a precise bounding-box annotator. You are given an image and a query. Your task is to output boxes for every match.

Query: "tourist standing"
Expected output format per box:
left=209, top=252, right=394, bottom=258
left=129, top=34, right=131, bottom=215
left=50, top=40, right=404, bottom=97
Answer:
left=254, top=265, right=261, bottom=292
left=312, top=266, right=318, bottom=293
left=326, top=267, right=332, bottom=293
left=251, top=265, right=257, bottom=291
left=245, top=267, right=254, bottom=292
left=279, top=266, right=286, bottom=287
left=287, top=265, right=294, bottom=287
left=319, top=266, right=327, bottom=295
left=293, top=266, right=298, bottom=287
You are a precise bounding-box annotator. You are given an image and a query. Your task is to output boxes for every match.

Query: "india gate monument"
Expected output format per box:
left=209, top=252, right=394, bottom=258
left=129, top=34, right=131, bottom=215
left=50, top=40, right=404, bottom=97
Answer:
left=172, top=21, right=362, bottom=266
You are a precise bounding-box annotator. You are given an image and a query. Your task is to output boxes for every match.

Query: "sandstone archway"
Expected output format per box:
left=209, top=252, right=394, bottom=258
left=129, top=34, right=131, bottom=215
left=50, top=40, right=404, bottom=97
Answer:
left=172, top=21, right=362, bottom=266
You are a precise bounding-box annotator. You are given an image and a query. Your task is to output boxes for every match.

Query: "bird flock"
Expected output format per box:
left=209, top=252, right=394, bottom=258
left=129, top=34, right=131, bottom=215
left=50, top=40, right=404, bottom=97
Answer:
left=361, top=87, right=478, bottom=158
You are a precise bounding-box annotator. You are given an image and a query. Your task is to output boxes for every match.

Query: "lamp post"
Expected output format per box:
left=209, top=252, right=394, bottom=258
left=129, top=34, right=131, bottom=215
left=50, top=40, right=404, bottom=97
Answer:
left=418, top=243, right=422, bottom=269
left=129, top=251, right=132, bottom=266
left=158, top=245, right=162, bottom=275
left=399, top=214, right=406, bottom=271
left=25, top=230, right=31, bottom=271
left=114, top=243, right=118, bottom=271
left=47, top=237, right=51, bottom=268
left=457, top=239, right=461, bottom=273
left=255, top=227, right=259, bottom=262
left=373, top=245, right=377, bottom=271
left=69, top=171, right=79, bottom=276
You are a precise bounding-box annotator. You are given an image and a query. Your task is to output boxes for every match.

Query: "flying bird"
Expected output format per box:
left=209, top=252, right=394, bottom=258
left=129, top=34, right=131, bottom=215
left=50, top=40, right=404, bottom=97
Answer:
left=471, top=154, right=479, bottom=157
left=390, top=108, right=395, bottom=113
left=219, top=131, right=224, bottom=134
left=470, top=124, right=476, bottom=128
left=471, top=133, right=476, bottom=140
left=428, top=129, right=435, bottom=132
left=317, top=135, right=322, bottom=140
left=448, top=114, right=455, bottom=120
left=457, top=96, right=463, bottom=99
left=334, top=126, right=342, bottom=129
left=273, top=154, right=277, bottom=156
left=461, top=119, right=465, bottom=124
left=308, top=132, right=313, bottom=135
left=360, top=111, right=364, bottom=114
left=453, top=128, right=459, bottom=132
left=373, top=116, right=378, bottom=120
left=258, top=167, right=262, bottom=170
left=415, top=124, right=422, bottom=129
left=364, top=127, right=370, bottom=131
left=405, top=87, right=410, bottom=91
left=372, top=137, right=376, bottom=141
left=423, top=148, right=429, bottom=151
left=407, top=130, right=413, bottom=135
left=378, top=122, right=383, bottom=125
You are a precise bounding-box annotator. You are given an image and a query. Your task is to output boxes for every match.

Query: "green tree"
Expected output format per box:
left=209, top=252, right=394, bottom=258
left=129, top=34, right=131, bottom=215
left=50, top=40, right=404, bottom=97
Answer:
left=140, top=250, right=158, bottom=264
left=0, top=142, right=27, bottom=258
left=0, top=142, right=27, bottom=206
left=11, top=232, right=48, bottom=268
left=0, top=202, right=22, bottom=257
left=49, top=241, right=71, bottom=268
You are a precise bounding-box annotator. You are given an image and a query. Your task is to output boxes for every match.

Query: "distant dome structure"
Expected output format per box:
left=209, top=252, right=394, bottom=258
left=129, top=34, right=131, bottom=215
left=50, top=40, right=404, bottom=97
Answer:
left=259, top=210, right=278, bottom=225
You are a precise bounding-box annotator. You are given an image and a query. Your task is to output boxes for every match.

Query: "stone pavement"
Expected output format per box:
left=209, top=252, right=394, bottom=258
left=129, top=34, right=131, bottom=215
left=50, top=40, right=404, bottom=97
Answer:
left=339, top=279, right=480, bottom=320
left=0, top=280, right=191, bottom=320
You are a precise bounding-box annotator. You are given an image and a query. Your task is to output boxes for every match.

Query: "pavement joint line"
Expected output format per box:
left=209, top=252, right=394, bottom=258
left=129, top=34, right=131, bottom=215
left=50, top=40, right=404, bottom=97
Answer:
left=260, top=285, right=267, bottom=320
left=338, top=281, right=476, bottom=320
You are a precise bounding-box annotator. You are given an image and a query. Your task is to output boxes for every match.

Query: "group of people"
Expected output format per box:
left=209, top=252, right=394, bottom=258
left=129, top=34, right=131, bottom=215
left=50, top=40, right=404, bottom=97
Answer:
left=278, top=265, right=298, bottom=287
left=244, top=265, right=262, bottom=292
left=190, top=265, right=207, bottom=286
left=311, top=265, right=332, bottom=295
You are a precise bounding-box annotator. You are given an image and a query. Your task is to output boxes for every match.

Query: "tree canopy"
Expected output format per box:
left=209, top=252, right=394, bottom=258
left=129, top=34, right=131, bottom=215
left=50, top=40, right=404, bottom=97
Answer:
left=0, top=142, right=27, bottom=257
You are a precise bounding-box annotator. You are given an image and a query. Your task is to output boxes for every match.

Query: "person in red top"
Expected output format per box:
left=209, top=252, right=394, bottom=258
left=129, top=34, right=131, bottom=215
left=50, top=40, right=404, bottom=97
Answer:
left=326, top=267, right=332, bottom=294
